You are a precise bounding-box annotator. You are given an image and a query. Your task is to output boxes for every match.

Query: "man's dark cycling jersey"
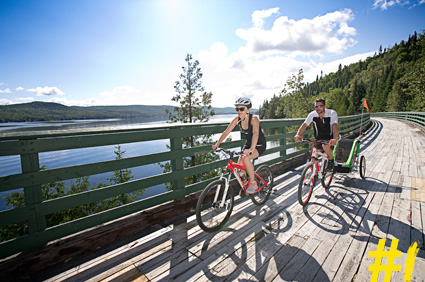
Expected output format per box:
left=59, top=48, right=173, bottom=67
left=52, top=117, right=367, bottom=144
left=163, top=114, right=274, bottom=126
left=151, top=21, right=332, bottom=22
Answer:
left=304, top=109, right=338, bottom=140
left=238, top=114, right=266, bottom=155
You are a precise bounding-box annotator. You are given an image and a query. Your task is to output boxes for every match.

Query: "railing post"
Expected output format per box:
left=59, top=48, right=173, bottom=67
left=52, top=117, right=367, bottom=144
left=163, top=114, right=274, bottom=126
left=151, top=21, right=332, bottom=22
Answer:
left=279, top=126, right=286, bottom=158
left=170, top=136, right=185, bottom=190
left=20, top=139, right=46, bottom=234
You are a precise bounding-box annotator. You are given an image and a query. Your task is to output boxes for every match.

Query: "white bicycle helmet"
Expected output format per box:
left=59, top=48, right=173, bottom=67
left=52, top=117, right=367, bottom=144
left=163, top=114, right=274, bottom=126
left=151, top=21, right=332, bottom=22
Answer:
left=234, top=97, right=252, bottom=108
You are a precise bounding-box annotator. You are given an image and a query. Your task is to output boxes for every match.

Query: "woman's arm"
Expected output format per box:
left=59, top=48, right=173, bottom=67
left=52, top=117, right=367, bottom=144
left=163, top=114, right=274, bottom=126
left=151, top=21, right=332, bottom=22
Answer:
left=212, top=117, right=239, bottom=149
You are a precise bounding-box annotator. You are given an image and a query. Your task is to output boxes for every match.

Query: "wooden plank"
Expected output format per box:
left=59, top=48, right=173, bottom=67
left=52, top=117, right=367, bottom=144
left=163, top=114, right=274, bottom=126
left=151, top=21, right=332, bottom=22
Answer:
left=290, top=178, right=363, bottom=282
left=190, top=164, right=336, bottom=279
left=411, top=200, right=424, bottom=248
left=331, top=172, right=388, bottom=282
left=388, top=195, right=411, bottom=282
left=353, top=174, right=396, bottom=282
left=308, top=171, right=383, bottom=282
left=315, top=191, right=376, bottom=280
left=269, top=235, right=315, bottom=282
left=96, top=265, right=147, bottom=282
left=412, top=177, right=425, bottom=202
left=222, top=193, right=327, bottom=281
left=46, top=225, right=173, bottom=281
left=138, top=172, right=305, bottom=281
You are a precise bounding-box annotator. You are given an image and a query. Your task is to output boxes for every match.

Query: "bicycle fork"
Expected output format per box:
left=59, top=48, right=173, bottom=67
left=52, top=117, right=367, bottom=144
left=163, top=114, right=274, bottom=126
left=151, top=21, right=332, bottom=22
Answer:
left=309, top=158, right=325, bottom=184
left=215, top=173, right=232, bottom=209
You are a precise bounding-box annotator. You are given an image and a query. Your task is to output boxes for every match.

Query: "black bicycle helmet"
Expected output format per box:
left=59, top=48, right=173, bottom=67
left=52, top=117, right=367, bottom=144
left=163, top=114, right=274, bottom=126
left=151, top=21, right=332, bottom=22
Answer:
left=234, top=97, right=252, bottom=108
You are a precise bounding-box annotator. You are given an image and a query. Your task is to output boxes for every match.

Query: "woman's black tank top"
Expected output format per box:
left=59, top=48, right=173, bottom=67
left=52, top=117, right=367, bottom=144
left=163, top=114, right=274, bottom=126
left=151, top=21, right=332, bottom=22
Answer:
left=238, top=114, right=266, bottom=147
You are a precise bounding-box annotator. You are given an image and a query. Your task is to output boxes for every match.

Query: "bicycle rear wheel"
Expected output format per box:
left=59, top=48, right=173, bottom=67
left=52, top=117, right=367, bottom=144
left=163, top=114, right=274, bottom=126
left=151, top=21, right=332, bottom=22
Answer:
left=250, top=165, right=273, bottom=206
left=298, top=162, right=316, bottom=206
left=359, top=155, right=366, bottom=179
left=196, top=180, right=234, bottom=232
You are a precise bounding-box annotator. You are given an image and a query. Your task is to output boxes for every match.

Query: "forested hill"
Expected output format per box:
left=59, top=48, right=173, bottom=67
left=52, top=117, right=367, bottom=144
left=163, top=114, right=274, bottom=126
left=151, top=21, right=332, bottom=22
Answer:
left=0, top=102, right=240, bottom=122
left=259, top=30, right=425, bottom=119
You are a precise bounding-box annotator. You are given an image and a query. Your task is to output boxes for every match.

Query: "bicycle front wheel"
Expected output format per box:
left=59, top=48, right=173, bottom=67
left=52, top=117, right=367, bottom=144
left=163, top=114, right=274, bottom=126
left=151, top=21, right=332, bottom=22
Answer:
left=250, top=165, right=273, bottom=206
left=298, top=162, right=315, bottom=206
left=321, top=161, right=334, bottom=189
left=196, top=180, right=234, bottom=232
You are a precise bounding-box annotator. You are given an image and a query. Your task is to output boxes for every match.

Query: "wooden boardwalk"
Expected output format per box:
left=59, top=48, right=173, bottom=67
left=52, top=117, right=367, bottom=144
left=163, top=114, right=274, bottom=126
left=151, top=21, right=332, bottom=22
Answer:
left=43, top=118, right=425, bottom=281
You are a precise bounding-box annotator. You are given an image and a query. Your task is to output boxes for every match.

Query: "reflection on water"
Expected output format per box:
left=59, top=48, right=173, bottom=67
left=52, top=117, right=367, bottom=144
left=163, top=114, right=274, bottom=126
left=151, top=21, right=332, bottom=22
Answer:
left=0, top=115, right=238, bottom=137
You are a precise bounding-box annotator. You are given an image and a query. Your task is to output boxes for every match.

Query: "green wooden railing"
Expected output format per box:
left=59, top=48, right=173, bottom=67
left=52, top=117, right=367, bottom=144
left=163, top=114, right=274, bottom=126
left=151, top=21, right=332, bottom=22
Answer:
left=371, top=112, right=425, bottom=130
left=0, top=114, right=370, bottom=258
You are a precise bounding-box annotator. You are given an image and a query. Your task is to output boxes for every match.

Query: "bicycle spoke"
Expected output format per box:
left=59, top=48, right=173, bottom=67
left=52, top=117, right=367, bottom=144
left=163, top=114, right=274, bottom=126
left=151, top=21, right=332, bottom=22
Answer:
left=196, top=180, right=234, bottom=232
left=250, top=165, right=273, bottom=206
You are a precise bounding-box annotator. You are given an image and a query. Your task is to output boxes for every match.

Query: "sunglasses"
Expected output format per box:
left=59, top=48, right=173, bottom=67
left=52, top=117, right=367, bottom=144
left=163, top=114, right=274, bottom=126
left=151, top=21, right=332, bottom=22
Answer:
left=235, top=107, right=247, bottom=112
left=315, top=105, right=325, bottom=109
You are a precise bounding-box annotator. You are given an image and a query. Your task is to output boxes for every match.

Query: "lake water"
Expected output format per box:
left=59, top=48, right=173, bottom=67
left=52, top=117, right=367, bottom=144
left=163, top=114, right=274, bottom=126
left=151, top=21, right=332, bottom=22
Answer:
left=2, top=115, right=279, bottom=211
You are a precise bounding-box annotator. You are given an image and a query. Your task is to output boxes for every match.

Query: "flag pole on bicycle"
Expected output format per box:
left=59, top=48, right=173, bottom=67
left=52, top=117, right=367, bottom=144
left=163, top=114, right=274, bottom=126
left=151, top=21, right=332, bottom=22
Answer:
left=360, top=98, right=370, bottom=136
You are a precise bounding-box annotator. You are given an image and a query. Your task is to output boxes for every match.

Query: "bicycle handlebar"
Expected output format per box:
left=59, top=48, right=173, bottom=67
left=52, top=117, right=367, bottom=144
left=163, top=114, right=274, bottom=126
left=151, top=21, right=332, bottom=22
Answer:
left=214, top=148, right=244, bottom=158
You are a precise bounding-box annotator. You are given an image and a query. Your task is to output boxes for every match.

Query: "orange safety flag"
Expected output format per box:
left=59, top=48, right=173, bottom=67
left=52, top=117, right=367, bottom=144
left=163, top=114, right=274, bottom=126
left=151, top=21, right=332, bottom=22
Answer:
left=363, top=98, right=369, bottom=112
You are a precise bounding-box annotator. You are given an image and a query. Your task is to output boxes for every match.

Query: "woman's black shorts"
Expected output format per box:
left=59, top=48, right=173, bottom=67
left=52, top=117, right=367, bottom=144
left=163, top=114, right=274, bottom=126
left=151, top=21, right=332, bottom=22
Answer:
left=243, top=143, right=266, bottom=156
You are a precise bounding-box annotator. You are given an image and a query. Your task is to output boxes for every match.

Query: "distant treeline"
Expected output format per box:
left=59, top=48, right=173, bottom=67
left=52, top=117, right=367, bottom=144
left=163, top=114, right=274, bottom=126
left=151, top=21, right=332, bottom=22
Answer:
left=260, top=30, right=425, bottom=119
left=0, top=102, right=241, bottom=123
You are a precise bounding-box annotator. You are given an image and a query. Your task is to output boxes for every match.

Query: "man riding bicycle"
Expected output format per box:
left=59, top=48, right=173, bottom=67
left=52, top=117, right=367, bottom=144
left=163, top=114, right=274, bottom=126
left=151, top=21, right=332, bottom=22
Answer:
left=294, top=98, right=338, bottom=170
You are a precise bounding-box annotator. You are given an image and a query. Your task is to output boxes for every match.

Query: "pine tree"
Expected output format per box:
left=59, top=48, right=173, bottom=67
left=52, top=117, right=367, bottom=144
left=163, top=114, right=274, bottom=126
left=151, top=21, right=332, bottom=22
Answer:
left=162, top=54, right=219, bottom=189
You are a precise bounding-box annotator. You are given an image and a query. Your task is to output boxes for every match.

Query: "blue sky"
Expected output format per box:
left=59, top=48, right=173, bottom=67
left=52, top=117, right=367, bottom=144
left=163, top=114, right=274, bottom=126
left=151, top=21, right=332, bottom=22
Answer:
left=0, top=0, right=424, bottom=108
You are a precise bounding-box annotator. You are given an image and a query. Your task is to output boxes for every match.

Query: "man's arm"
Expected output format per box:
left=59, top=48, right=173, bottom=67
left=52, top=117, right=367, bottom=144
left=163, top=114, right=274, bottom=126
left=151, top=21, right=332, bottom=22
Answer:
left=330, top=123, right=338, bottom=146
left=294, top=123, right=308, bottom=142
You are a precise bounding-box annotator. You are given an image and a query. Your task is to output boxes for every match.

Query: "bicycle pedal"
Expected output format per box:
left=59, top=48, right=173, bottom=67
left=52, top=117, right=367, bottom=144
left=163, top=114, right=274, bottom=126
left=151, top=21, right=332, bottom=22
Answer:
left=239, top=189, right=246, bottom=197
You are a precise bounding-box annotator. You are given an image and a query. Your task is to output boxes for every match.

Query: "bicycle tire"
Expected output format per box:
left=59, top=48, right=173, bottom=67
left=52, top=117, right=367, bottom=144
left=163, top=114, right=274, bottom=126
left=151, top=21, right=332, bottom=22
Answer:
left=298, top=162, right=315, bottom=206
left=321, top=160, right=334, bottom=189
left=359, top=155, right=366, bottom=179
left=250, top=165, right=273, bottom=206
left=196, top=180, right=234, bottom=232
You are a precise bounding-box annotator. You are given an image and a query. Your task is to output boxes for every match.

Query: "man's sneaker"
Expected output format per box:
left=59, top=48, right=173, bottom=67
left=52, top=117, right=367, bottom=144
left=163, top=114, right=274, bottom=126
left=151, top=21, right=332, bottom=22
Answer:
left=246, top=180, right=258, bottom=194
left=327, top=159, right=334, bottom=170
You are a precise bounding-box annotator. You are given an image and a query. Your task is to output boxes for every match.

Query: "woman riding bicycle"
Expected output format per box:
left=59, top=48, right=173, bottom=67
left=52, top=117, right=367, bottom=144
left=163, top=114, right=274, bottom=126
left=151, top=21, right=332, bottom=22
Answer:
left=212, top=97, right=266, bottom=194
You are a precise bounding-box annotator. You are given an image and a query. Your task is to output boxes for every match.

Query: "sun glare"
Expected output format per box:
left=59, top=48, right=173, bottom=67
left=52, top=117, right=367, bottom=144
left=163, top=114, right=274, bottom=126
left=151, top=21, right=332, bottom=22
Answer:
left=161, top=0, right=182, bottom=11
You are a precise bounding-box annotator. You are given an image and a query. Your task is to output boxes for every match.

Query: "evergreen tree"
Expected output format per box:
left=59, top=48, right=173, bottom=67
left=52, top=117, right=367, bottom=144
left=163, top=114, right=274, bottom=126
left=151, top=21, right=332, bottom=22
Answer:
left=161, top=54, right=219, bottom=189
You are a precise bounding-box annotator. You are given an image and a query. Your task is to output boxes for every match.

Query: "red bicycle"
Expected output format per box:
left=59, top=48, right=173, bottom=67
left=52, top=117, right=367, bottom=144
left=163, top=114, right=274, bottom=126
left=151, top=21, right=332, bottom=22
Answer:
left=196, top=148, right=274, bottom=232
left=298, top=139, right=334, bottom=206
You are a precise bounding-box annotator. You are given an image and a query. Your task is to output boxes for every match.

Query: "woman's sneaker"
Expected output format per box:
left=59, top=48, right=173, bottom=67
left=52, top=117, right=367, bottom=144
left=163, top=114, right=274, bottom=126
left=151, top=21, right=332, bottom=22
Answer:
left=246, top=180, right=257, bottom=194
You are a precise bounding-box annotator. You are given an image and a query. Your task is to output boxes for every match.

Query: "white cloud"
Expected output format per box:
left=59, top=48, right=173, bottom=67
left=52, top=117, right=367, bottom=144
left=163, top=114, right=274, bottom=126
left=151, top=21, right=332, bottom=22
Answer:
left=27, top=86, right=65, bottom=96
left=48, top=96, right=99, bottom=107
left=196, top=8, right=373, bottom=108
left=0, top=98, right=13, bottom=105
left=40, top=85, right=176, bottom=107
left=235, top=8, right=356, bottom=56
left=302, top=51, right=376, bottom=82
left=199, top=48, right=374, bottom=108
left=373, top=0, right=424, bottom=9
left=15, top=86, right=25, bottom=91
left=0, top=88, right=12, bottom=93
left=252, top=7, right=279, bottom=28
left=97, top=85, right=174, bottom=106
left=15, top=97, right=35, bottom=102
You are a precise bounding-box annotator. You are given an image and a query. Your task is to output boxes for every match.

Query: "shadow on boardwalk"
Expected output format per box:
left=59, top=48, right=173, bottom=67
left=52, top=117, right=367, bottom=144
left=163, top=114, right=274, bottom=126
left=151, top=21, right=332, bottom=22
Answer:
left=303, top=175, right=425, bottom=258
